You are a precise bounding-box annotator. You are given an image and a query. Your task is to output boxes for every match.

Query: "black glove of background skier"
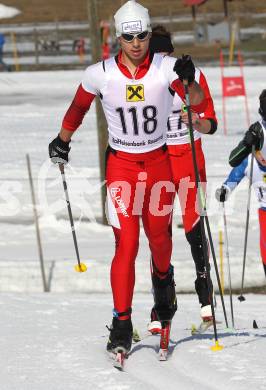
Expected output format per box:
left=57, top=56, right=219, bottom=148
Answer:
left=243, top=121, right=263, bottom=151
left=173, top=55, right=195, bottom=84
left=49, top=134, right=70, bottom=164
left=215, top=186, right=229, bottom=203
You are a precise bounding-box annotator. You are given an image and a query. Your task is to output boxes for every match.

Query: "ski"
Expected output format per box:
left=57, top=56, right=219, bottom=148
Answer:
left=191, top=320, right=213, bottom=335
left=109, top=349, right=128, bottom=371
left=158, top=321, right=171, bottom=361
left=191, top=319, right=222, bottom=335
left=132, top=328, right=141, bottom=343
left=113, top=351, right=127, bottom=370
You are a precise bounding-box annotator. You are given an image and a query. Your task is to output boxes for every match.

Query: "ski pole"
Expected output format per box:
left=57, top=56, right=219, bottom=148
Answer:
left=238, top=146, right=255, bottom=301
left=26, top=153, right=49, bottom=292
left=204, top=214, right=229, bottom=328
left=218, top=226, right=224, bottom=295
left=59, top=163, right=87, bottom=273
left=223, top=203, right=235, bottom=328
left=183, top=79, right=223, bottom=350
left=184, top=85, right=228, bottom=328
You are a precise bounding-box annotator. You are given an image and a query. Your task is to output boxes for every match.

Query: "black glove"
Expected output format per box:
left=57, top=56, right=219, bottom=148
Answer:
left=215, top=185, right=229, bottom=203
left=49, top=134, right=70, bottom=164
left=173, top=54, right=195, bottom=84
left=243, top=121, right=263, bottom=151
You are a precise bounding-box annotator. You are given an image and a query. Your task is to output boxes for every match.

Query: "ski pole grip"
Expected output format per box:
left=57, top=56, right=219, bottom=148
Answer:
left=183, top=79, right=190, bottom=105
left=59, top=162, right=64, bottom=174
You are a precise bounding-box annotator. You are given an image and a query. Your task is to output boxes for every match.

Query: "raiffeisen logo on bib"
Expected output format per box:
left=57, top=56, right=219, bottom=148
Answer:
left=126, top=84, right=145, bottom=102
left=122, top=20, right=142, bottom=33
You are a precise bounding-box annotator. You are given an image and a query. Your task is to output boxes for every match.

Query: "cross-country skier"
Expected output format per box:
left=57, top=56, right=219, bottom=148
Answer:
left=148, top=26, right=218, bottom=334
left=48, top=0, right=207, bottom=357
left=216, top=90, right=266, bottom=277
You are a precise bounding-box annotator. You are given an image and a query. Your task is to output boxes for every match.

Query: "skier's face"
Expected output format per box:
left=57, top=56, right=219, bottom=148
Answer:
left=119, top=32, right=151, bottom=64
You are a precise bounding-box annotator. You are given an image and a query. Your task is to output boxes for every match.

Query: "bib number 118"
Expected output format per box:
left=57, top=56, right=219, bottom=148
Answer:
left=116, top=105, right=158, bottom=136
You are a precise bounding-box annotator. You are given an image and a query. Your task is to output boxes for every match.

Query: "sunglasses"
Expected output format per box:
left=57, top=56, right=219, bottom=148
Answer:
left=121, top=31, right=149, bottom=42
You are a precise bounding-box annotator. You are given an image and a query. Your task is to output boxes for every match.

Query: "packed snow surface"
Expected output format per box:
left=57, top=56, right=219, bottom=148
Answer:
left=1, top=293, right=265, bottom=390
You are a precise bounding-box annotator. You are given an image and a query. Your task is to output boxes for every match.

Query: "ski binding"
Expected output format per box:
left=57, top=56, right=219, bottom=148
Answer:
left=191, top=320, right=213, bottom=335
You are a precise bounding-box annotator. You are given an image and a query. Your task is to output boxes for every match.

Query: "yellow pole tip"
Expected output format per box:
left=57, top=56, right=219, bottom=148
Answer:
left=210, top=341, right=224, bottom=351
left=74, top=263, right=87, bottom=272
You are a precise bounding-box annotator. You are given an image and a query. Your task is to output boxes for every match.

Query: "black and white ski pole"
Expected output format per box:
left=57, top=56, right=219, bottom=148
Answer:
left=204, top=214, right=229, bottom=328
left=59, top=163, right=87, bottom=273
left=184, top=90, right=229, bottom=329
left=183, top=79, right=224, bottom=350
left=222, top=203, right=235, bottom=328
left=238, top=145, right=255, bottom=302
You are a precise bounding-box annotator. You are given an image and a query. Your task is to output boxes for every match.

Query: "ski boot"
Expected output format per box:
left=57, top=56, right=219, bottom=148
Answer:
left=148, top=264, right=177, bottom=335
left=148, top=307, right=162, bottom=334
left=107, top=317, right=133, bottom=354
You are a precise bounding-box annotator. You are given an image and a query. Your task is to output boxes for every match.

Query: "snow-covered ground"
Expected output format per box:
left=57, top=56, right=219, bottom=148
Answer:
left=1, top=292, right=266, bottom=390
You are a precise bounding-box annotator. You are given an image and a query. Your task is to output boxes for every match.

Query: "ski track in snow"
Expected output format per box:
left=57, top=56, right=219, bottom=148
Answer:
left=0, top=293, right=265, bottom=390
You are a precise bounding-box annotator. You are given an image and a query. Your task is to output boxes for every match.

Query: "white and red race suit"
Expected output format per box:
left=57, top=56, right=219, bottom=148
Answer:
left=62, top=51, right=207, bottom=316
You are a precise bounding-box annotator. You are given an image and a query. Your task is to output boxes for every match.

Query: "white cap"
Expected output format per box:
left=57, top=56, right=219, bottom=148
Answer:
left=114, top=0, right=151, bottom=37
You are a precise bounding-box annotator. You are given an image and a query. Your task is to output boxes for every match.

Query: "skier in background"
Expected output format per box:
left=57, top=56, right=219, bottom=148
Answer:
left=148, top=26, right=218, bottom=334
left=48, top=0, right=207, bottom=355
left=216, top=90, right=266, bottom=277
